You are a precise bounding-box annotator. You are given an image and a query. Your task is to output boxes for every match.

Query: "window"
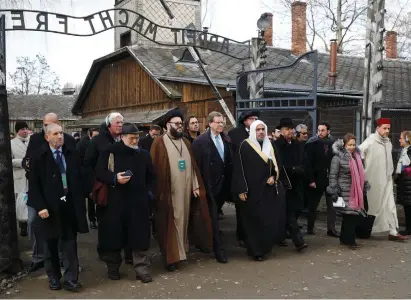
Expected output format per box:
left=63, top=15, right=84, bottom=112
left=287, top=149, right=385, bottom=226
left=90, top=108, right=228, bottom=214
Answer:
left=34, top=121, right=43, bottom=129
left=120, top=31, right=131, bottom=47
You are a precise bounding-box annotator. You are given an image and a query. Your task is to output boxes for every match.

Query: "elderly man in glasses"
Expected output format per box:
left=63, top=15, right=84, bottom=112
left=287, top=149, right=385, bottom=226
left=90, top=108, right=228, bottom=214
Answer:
left=150, top=110, right=212, bottom=272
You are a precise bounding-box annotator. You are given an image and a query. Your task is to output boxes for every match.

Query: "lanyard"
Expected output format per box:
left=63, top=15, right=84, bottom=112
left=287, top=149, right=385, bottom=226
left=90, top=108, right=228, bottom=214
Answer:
left=168, top=134, right=183, bottom=157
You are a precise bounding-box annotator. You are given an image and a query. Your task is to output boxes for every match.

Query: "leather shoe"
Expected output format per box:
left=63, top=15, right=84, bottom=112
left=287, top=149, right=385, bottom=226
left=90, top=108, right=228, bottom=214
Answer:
left=166, top=264, right=177, bottom=272
left=108, top=270, right=121, bottom=280
left=278, top=240, right=288, bottom=247
left=389, top=233, right=409, bottom=241
left=137, top=274, right=153, bottom=283
left=296, top=243, right=308, bottom=251
left=29, top=261, right=44, bottom=273
left=254, top=256, right=264, bottom=261
left=327, top=230, right=340, bottom=238
left=63, top=280, right=81, bottom=292
left=215, top=252, right=228, bottom=264
left=90, top=221, right=98, bottom=229
left=49, top=278, right=61, bottom=290
left=306, top=230, right=315, bottom=235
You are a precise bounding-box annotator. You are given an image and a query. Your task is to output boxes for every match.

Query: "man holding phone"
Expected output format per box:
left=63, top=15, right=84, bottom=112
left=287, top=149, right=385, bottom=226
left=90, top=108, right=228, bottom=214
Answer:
left=95, top=123, right=156, bottom=283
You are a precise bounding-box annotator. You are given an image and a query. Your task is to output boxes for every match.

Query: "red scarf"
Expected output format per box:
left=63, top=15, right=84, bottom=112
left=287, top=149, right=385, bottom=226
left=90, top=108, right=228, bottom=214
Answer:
left=349, top=152, right=365, bottom=210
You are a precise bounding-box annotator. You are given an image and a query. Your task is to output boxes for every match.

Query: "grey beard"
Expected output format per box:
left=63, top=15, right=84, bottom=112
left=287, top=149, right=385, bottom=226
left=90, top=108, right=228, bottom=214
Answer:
left=126, top=144, right=138, bottom=150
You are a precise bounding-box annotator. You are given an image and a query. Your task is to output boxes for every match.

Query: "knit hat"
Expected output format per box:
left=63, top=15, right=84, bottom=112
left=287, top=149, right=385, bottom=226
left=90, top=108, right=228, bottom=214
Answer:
left=15, top=121, right=28, bottom=133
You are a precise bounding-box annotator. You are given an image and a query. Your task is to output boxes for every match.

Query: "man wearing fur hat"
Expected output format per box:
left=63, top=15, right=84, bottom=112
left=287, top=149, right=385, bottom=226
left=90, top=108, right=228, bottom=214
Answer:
left=359, top=118, right=408, bottom=241
left=11, top=121, right=30, bottom=237
left=150, top=110, right=213, bottom=272
left=228, top=110, right=260, bottom=246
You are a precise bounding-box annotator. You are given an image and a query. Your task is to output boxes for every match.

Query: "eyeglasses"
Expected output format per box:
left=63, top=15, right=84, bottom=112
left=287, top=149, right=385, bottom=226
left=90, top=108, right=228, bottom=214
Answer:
left=169, top=122, right=183, bottom=127
left=213, top=121, right=224, bottom=124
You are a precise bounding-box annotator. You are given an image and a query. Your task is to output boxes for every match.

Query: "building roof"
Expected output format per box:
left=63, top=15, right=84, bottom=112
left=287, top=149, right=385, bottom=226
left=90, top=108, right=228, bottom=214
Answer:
left=73, top=43, right=411, bottom=114
left=8, top=94, right=78, bottom=120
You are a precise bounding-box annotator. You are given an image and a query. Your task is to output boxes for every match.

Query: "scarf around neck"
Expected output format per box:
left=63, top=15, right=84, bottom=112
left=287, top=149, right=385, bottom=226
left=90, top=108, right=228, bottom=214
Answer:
left=16, top=135, right=29, bottom=144
left=349, top=152, right=365, bottom=210
left=396, top=145, right=411, bottom=174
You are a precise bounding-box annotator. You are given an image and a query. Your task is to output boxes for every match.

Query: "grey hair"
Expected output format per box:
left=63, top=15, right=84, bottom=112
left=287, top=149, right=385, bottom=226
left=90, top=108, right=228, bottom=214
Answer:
left=207, top=111, right=223, bottom=124
left=295, top=124, right=307, bottom=132
left=105, top=112, right=124, bottom=126
left=45, top=123, right=62, bottom=135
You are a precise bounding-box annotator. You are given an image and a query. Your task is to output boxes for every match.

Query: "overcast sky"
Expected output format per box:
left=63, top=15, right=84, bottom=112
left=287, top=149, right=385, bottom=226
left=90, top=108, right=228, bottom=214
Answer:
left=3, top=0, right=294, bottom=88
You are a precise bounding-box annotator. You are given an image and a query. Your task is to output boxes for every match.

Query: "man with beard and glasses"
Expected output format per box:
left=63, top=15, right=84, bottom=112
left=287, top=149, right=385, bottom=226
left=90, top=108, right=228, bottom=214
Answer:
left=150, top=110, right=212, bottom=272
left=95, top=123, right=156, bottom=282
left=232, top=120, right=288, bottom=261
left=23, top=113, right=76, bottom=273
left=28, top=124, right=88, bottom=292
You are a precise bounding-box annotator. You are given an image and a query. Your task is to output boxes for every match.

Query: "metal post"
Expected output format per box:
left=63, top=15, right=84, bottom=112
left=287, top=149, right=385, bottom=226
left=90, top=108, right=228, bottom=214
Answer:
left=249, top=37, right=266, bottom=106
left=361, top=0, right=385, bottom=141
left=0, top=14, right=21, bottom=273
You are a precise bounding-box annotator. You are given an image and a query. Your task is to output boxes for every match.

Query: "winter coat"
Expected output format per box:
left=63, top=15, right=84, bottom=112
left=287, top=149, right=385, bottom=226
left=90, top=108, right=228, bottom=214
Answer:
left=327, top=139, right=367, bottom=214
left=27, top=143, right=89, bottom=239
left=11, top=136, right=29, bottom=194
left=95, top=141, right=156, bottom=251
left=396, top=147, right=411, bottom=207
left=76, top=136, right=91, bottom=165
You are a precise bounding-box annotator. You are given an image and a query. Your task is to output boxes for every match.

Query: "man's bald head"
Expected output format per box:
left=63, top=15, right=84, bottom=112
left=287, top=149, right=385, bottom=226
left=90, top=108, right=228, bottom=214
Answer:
left=43, top=113, right=58, bottom=126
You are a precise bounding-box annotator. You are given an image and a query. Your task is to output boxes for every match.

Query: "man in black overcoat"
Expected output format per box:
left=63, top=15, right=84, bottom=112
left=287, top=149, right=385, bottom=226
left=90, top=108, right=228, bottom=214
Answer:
left=138, top=124, right=161, bottom=152
left=192, top=112, right=233, bottom=264
left=274, top=118, right=307, bottom=251
left=76, top=127, right=99, bottom=229
left=28, top=123, right=88, bottom=292
left=304, top=122, right=338, bottom=236
left=227, top=110, right=259, bottom=246
left=95, top=123, right=156, bottom=283
left=23, top=113, right=76, bottom=273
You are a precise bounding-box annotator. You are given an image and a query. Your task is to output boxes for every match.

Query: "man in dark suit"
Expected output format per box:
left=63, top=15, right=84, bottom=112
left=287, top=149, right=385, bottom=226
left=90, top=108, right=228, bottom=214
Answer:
left=227, top=110, right=259, bottom=247
left=138, top=125, right=161, bottom=152
left=76, top=128, right=99, bottom=229
left=192, top=111, right=232, bottom=264
left=23, top=112, right=77, bottom=273
left=28, top=123, right=88, bottom=292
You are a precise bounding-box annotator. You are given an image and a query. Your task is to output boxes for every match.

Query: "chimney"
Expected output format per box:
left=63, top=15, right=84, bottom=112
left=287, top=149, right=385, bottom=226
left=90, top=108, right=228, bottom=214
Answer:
left=385, top=31, right=398, bottom=59
left=291, top=1, right=307, bottom=56
left=263, top=12, right=273, bottom=46
left=328, top=39, right=338, bottom=89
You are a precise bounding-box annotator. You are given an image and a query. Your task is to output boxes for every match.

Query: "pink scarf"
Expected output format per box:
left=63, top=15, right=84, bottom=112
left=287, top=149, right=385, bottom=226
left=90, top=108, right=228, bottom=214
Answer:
left=349, top=152, right=365, bottom=210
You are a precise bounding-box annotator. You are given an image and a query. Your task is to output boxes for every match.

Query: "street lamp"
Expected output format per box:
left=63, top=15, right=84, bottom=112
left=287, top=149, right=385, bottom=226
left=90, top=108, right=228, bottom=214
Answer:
left=257, top=13, right=270, bottom=38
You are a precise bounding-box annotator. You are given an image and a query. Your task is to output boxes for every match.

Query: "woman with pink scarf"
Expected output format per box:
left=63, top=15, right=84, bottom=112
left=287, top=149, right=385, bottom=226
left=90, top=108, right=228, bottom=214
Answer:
left=327, top=133, right=368, bottom=249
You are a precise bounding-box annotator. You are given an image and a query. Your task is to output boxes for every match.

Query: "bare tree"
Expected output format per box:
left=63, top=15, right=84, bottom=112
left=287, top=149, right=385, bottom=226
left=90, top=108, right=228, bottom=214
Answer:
left=280, top=0, right=368, bottom=54
left=9, top=54, right=61, bottom=95
left=385, top=0, right=411, bottom=59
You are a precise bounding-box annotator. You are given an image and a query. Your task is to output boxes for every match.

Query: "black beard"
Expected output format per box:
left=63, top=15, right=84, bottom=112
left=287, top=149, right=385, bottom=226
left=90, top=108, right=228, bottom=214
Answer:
left=170, top=127, right=184, bottom=139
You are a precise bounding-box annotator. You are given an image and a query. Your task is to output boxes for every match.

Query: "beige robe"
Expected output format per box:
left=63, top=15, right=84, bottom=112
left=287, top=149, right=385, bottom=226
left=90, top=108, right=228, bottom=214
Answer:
left=359, top=133, right=398, bottom=233
left=163, top=134, right=199, bottom=260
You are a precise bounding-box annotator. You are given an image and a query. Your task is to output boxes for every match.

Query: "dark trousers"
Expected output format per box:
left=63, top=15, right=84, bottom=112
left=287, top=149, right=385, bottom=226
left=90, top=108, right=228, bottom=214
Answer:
left=87, top=198, right=96, bottom=223
left=307, top=188, right=336, bottom=231
left=404, top=205, right=411, bottom=232
left=286, top=210, right=305, bottom=247
left=340, top=214, right=359, bottom=245
left=208, top=193, right=225, bottom=255
left=44, top=236, right=78, bottom=282
left=103, top=249, right=150, bottom=276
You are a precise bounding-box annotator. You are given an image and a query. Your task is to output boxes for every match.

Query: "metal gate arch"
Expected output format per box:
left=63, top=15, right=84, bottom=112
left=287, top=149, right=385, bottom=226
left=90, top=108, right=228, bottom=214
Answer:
left=235, top=50, right=318, bottom=133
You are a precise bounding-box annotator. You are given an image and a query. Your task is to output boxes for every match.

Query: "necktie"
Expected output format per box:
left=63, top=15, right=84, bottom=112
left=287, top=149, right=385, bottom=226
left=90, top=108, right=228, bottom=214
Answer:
left=215, top=135, right=224, bottom=162
left=55, top=150, right=66, bottom=174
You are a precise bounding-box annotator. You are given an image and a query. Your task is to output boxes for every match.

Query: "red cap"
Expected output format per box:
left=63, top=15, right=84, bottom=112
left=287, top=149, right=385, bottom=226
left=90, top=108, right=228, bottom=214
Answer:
left=377, top=118, right=391, bottom=126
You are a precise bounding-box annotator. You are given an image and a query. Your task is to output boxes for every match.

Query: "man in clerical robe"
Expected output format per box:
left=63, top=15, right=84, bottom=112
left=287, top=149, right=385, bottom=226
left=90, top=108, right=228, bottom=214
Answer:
left=232, top=120, right=288, bottom=261
left=150, top=110, right=213, bottom=272
left=359, top=118, right=408, bottom=241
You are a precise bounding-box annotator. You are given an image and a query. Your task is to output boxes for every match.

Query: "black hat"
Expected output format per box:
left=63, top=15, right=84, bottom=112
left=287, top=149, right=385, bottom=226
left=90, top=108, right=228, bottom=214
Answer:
left=121, top=122, right=141, bottom=134
left=238, top=110, right=260, bottom=124
left=159, top=109, right=184, bottom=128
left=15, top=121, right=28, bottom=133
left=276, top=117, right=295, bottom=130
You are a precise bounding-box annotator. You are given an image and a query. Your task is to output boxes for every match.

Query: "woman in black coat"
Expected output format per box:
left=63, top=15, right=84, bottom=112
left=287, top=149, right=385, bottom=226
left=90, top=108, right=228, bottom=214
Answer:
left=395, top=131, right=411, bottom=236
left=94, top=123, right=156, bottom=283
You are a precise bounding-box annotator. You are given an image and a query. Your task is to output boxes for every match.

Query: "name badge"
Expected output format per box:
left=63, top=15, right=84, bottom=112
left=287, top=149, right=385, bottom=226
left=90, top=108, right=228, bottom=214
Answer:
left=178, top=159, right=186, bottom=171
left=61, top=173, right=68, bottom=190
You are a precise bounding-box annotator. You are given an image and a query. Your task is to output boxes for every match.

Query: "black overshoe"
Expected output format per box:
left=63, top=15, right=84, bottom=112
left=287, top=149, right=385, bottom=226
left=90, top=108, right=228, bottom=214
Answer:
left=90, top=221, right=98, bottom=229
left=327, top=230, right=340, bottom=238
left=20, top=226, right=28, bottom=237
left=278, top=240, right=288, bottom=247
left=215, top=252, right=228, bottom=264
left=306, top=229, right=315, bottom=235
left=63, top=280, right=82, bottom=292
left=108, top=270, right=121, bottom=280
left=137, top=274, right=153, bottom=283
left=254, top=256, right=264, bottom=261
left=29, top=261, right=44, bottom=273
left=165, top=264, right=177, bottom=272
left=49, top=278, right=61, bottom=290
left=296, top=243, right=308, bottom=251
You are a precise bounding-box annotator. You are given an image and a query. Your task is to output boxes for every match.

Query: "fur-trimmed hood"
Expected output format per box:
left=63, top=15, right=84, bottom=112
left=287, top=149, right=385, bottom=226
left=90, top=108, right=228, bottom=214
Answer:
left=332, top=139, right=360, bottom=159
